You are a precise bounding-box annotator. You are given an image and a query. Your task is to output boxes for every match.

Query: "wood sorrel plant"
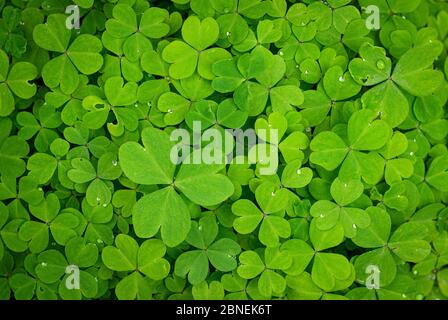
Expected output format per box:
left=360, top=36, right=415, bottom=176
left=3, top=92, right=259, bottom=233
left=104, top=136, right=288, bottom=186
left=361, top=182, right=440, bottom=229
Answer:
left=0, top=0, right=447, bottom=301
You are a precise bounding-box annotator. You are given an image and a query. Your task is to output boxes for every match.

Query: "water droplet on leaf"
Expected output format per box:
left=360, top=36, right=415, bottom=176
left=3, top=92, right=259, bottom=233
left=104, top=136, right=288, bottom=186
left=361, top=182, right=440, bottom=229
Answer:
left=376, top=59, right=385, bottom=70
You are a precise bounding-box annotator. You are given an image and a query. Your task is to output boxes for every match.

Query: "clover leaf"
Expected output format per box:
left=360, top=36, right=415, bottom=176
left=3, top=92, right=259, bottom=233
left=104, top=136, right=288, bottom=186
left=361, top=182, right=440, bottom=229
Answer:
left=33, top=14, right=103, bottom=94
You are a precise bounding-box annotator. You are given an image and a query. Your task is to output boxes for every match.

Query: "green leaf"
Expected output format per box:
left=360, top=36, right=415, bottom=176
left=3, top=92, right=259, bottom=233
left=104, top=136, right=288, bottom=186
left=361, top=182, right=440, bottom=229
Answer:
left=0, top=136, right=29, bottom=177
left=324, top=65, right=361, bottom=101
left=182, top=16, right=219, bottom=51
left=281, top=239, right=314, bottom=276
left=132, top=187, right=190, bottom=247
left=105, top=4, right=137, bottom=39
left=354, top=247, right=397, bottom=287
left=392, top=43, right=445, bottom=96
left=7, top=62, right=38, bottom=99
left=282, top=161, right=313, bottom=189
left=361, top=81, right=409, bottom=128
left=207, top=238, right=241, bottom=272
left=33, top=14, right=70, bottom=53
left=312, top=253, right=352, bottom=291
left=138, top=239, right=170, bottom=280
left=353, top=207, right=390, bottom=248
left=162, top=41, right=198, bottom=80
left=174, top=250, right=209, bottom=285
left=18, top=221, right=48, bottom=253
left=102, top=234, right=138, bottom=272
left=140, top=7, right=170, bottom=39
left=192, top=281, right=225, bottom=300
left=35, top=250, right=67, bottom=283
left=237, top=251, right=264, bottom=279
left=426, top=155, right=448, bottom=192
left=175, top=155, right=234, bottom=207
left=232, top=199, right=263, bottom=234
left=119, top=127, right=175, bottom=185
left=330, top=177, right=364, bottom=206
left=67, top=158, right=96, bottom=184
left=310, top=131, right=348, bottom=171
left=115, top=272, right=152, bottom=300
left=348, top=109, right=392, bottom=151
left=27, top=153, right=57, bottom=184
left=67, top=35, right=103, bottom=75
left=389, top=222, right=431, bottom=262
left=310, top=220, right=344, bottom=251
left=349, top=43, right=391, bottom=86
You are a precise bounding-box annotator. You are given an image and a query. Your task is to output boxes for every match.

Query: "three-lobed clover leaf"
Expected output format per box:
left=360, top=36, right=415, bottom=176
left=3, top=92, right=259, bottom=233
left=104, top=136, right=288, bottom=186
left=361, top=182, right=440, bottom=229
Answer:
left=33, top=14, right=103, bottom=94
left=0, top=49, right=37, bottom=117
left=119, top=127, right=234, bottom=247
left=162, top=15, right=229, bottom=80
left=174, top=215, right=241, bottom=285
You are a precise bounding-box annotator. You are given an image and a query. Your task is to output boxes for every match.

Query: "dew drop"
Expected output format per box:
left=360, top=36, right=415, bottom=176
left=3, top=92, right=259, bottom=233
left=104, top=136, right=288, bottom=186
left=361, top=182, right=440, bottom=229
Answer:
left=296, top=169, right=302, bottom=175
left=147, top=102, right=151, bottom=106
left=401, top=293, right=407, bottom=298
left=102, top=203, right=107, bottom=207
left=409, top=151, right=414, bottom=156
left=279, top=51, right=284, bottom=56
left=167, top=109, right=173, bottom=114
left=95, top=277, right=98, bottom=282
left=305, top=127, right=311, bottom=132
left=112, top=160, right=118, bottom=166
left=134, top=103, right=138, bottom=107
left=96, top=196, right=101, bottom=202
left=271, top=192, right=276, bottom=196
left=20, top=21, right=24, bottom=26
left=319, top=214, right=324, bottom=218
left=41, top=262, right=47, bottom=267
left=226, top=31, right=231, bottom=37
left=38, top=187, right=43, bottom=191
left=198, top=225, right=203, bottom=231
left=301, top=22, right=306, bottom=26
left=352, top=224, right=357, bottom=229
left=401, top=16, right=406, bottom=19
left=295, top=65, right=299, bottom=69
left=344, top=183, right=348, bottom=187
left=376, top=59, right=385, bottom=70
left=97, top=239, right=103, bottom=244
left=413, top=270, right=418, bottom=275
left=304, top=70, right=309, bottom=74
left=338, top=76, right=345, bottom=82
